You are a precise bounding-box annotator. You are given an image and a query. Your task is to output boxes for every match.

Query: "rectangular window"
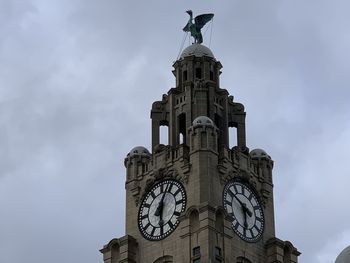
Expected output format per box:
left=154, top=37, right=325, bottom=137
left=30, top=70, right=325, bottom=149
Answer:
left=193, top=246, right=200, bottom=257
left=193, top=246, right=201, bottom=262
left=195, top=68, right=201, bottom=79
left=215, top=247, right=222, bottom=262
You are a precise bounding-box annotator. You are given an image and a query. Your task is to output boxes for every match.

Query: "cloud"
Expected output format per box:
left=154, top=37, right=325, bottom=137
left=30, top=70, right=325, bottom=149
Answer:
left=0, top=1, right=349, bottom=263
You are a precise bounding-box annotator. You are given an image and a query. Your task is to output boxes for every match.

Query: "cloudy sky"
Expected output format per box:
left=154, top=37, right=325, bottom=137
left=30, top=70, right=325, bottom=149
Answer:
left=1, top=0, right=349, bottom=262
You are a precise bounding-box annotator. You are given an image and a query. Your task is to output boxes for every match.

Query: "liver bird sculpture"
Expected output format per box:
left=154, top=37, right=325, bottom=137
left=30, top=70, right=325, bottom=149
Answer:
left=183, top=10, right=214, bottom=44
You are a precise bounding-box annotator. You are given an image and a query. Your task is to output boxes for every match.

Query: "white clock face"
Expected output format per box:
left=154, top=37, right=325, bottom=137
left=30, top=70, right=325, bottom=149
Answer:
left=138, top=180, right=186, bottom=241
left=223, top=180, right=264, bottom=242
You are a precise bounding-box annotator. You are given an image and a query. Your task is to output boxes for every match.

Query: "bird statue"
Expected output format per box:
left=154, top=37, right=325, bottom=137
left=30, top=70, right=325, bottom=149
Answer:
left=183, top=10, right=214, bottom=44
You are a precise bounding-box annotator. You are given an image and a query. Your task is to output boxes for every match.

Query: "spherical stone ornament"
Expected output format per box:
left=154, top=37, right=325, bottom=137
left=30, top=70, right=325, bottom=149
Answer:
left=127, top=146, right=151, bottom=158
left=250, top=148, right=271, bottom=160
left=192, top=116, right=215, bottom=128
left=336, top=246, right=350, bottom=263
left=180, top=43, right=215, bottom=59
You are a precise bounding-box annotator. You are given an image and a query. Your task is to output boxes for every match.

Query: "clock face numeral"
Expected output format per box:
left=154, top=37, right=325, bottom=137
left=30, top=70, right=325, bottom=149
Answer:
left=138, top=179, right=186, bottom=241
left=223, top=179, right=265, bottom=243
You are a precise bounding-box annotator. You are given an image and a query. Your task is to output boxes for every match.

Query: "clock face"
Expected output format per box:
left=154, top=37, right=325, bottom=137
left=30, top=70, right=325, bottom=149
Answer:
left=138, top=179, right=186, bottom=241
left=223, top=179, right=265, bottom=242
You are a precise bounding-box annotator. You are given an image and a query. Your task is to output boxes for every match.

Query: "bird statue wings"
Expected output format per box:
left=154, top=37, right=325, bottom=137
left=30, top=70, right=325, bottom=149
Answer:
left=183, top=10, right=214, bottom=44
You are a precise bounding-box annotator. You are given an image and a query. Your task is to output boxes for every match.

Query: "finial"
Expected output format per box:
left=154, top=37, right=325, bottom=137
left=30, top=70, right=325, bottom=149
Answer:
left=183, top=11, right=214, bottom=44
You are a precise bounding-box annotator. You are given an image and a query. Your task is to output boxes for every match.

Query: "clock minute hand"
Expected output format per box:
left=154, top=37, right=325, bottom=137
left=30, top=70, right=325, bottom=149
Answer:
left=154, top=183, right=169, bottom=224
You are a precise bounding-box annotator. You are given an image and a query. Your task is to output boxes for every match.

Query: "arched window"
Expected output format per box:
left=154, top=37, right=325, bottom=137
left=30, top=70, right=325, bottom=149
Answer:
left=154, top=255, right=173, bottom=263
left=237, top=256, right=252, bottom=263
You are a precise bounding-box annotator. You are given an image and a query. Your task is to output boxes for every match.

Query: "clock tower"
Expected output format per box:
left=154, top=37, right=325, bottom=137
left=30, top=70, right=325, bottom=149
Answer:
left=100, top=17, right=300, bottom=263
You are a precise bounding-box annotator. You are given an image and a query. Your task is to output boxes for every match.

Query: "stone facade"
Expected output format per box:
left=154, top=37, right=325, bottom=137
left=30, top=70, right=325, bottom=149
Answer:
left=100, top=43, right=300, bottom=262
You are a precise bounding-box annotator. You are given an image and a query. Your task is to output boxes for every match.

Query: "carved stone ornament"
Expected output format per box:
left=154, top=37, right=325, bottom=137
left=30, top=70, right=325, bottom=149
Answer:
left=135, top=167, right=188, bottom=207
left=218, top=169, right=235, bottom=185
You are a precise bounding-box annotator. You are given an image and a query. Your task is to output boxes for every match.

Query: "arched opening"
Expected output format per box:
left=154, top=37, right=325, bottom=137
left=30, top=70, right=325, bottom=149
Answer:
left=178, top=113, right=186, bottom=145
left=229, top=127, right=238, bottom=149
left=159, top=122, right=169, bottom=145
left=195, top=67, right=202, bottom=79
left=190, top=210, right=199, bottom=233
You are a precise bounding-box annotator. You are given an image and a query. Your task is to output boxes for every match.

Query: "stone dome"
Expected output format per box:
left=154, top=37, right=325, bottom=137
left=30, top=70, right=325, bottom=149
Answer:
left=180, top=43, right=214, bottom=59
left=192, top=116, right=215, bottom=128
left=336, top=246, right=350, bottom=263
left=250, top=148, right=271, bottom=160
left=127, top=146, right=151, bottom=158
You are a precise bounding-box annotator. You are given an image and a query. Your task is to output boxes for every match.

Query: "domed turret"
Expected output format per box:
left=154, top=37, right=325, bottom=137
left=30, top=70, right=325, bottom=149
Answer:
left=336, top=246, right=350, bottom=263
left=180, top=43, right=215, bottom=59
left=124, top=146, right=151, bottom=168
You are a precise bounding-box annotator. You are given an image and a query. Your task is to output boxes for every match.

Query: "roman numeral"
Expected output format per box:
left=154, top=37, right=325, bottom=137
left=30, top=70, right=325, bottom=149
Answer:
left=167, top=183, right=173, bottom=193
left=233, top=185, right=238, bottom=193
left=228, top=189, right=235, bottom=199
left=255, top=217, right=262, bottom=223
left=175, top=199, right=183, bottom=205
left=173, top=211, right=181, bottom=217
left=143, top=203, right=151, bottom=208
left=144, top=222, right=151, bottom=230
left=140, top=214, right=148, bottom=220
left=233, top=221, right=240, bottom=230
left=247, top=193, right=253, bottom=201
left=253, top=205, right=260, bottom=210
left=173, top=188, right=181, bottom=197
left=249, top=229, right=254, bottom=237
left=241, top=186, right=245, bottom=195
left=150, top=227, right=156, bottom=236
left=160, top=225, right=164, bottom=236
left=150, top=191, right=156, bottom=199
left=224, top=199, right=232, bottom=206
left=168, top=221, right=174, bottom=229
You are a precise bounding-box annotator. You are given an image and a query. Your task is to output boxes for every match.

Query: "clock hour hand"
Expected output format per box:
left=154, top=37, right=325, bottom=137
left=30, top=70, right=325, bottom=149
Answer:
left=242, top=203, right=253, bottom=217
left=243, top=210, right=248, bottom=228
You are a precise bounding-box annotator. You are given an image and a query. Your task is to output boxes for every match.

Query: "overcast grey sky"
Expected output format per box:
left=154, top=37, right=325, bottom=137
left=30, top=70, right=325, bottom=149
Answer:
left=0, top=0, right=349, bottom=262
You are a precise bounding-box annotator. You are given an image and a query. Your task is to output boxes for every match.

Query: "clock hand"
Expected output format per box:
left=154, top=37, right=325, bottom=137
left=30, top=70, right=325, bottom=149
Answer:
left=233, top=194, right=253, bottom=218
left=242, top=203, right=253, bottom=217
left=243, top=209, right=248, bottom=228
left=232, top=194, right=249, bottom=228
left=155, top=183, right=169, bottom=225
